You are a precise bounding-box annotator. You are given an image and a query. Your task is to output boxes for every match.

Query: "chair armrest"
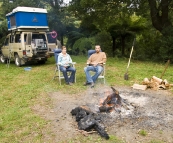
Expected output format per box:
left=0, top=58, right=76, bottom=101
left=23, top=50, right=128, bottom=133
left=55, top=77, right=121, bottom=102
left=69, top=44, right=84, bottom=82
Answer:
left=72, top=62, right=76, bottom=65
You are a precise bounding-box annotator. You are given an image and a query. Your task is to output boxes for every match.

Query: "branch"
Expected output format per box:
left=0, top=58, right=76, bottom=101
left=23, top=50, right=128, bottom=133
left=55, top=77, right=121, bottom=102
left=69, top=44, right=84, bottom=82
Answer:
left=148, top=0, right=162, bottom=31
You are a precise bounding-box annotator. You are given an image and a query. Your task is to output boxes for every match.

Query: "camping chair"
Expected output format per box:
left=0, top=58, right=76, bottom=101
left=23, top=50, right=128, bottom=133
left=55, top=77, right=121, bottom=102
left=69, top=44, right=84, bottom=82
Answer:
left=53, top=49, right=76, bottom=85
left=87, top=50, right=106, bottom=84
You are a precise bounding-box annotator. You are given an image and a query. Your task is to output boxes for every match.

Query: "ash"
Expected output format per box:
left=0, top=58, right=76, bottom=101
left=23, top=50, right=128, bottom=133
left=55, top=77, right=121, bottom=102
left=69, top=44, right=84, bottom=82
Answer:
left=79, top=86, right=173, bottom=131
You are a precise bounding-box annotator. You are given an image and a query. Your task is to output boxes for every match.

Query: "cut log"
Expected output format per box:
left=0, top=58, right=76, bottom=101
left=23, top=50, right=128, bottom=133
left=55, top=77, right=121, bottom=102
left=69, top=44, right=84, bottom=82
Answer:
left=152, top=76, right=163, bottom=84
left=163, top=79, right=170, bottom=87
left=132, top=84, right=147, bottom=90
left=142, top=78, right=150, bottom=85
left=158, top=84, right=166, bottom=90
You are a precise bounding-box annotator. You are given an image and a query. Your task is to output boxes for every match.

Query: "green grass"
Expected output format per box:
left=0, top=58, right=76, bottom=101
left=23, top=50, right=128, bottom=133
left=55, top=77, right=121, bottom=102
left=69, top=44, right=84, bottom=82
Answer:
left=139, top=129, right=148, bottom=136
left=150, top=140, right=165, bottom=143
left=0, top=55, right=173, bottom=142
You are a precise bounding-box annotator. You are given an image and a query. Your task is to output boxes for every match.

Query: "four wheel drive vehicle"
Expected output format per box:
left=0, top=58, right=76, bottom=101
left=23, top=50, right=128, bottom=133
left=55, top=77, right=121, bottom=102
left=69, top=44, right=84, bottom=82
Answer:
left=0, top=31, right=50, bottom=66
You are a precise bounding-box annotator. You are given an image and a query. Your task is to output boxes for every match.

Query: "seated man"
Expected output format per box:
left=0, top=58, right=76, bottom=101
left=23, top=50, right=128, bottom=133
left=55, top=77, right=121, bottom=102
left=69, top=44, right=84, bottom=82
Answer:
left=58, top=46, right=76, bottom=85
left=84, top=45, right=107, bottom=88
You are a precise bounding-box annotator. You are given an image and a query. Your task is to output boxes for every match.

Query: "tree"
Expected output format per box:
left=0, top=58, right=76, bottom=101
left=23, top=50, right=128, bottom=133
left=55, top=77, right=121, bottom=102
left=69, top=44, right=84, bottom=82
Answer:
left=68, top=0, right=146, bottom=56
left=148, top=0, right=172, bottom=34
left=43, top=0, right=78, bottom=45
left=0, top=0, right=42, bottom=44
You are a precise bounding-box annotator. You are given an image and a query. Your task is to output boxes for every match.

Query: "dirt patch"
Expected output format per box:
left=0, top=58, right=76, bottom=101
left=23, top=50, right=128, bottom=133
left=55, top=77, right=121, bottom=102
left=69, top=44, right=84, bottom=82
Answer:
left=32, top=84, right=173, bottom=143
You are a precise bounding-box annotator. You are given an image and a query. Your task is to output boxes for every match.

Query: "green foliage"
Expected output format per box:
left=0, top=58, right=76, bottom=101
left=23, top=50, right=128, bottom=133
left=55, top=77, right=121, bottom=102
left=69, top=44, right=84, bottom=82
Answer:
left=0, top=20, right=8, bottom=47
left=159, top=26, right=173, bottom=61
left=66, top=31, right=85, bottom=48
left=94, top=31, right=112, bottom=56
left=72, top=37, right=94, bottom=55
left=134, top=29, right=161, bottom=61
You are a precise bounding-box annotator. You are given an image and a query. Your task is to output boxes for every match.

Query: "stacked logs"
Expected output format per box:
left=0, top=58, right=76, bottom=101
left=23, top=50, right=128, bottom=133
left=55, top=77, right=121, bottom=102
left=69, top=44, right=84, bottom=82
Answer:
left=142, top=76, right=171, bottom=90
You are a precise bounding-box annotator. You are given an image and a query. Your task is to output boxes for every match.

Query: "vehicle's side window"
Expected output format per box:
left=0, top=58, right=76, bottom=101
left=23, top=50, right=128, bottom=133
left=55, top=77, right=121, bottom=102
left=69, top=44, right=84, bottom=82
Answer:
left=9, top=35, right=14, bottom=43
left=15, top=34, right=21, bottom=43
left=4, top=38, right=9, bottom=45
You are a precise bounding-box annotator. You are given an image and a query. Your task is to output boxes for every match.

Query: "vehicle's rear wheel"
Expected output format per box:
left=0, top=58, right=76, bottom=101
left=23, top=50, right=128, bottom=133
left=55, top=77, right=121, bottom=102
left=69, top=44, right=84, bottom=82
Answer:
left=15, top=54, right=21, bottom=67
left=0, top=54, right=7, bottom=63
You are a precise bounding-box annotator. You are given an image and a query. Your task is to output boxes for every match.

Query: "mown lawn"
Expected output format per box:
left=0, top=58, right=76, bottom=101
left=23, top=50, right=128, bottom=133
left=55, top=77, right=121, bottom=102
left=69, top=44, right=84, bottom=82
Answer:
left=0, top=55, right=173, bottom=142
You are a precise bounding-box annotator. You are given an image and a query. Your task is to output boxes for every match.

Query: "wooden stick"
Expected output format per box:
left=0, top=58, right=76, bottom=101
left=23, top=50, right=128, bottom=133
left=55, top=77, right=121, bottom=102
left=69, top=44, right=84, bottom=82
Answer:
left=76, top=129, right=96, bottom=136
left=160, top=60, right=170, bottom=79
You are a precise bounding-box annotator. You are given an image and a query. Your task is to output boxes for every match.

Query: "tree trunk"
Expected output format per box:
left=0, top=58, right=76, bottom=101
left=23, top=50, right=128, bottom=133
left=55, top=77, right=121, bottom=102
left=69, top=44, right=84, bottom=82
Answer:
left=121, top=36, right=125, bottom=56
left=148, top=0, right=172, bottom=34
left=112, top=36, right=116, bottom=57
left=60, top=34, right=64, bottom=46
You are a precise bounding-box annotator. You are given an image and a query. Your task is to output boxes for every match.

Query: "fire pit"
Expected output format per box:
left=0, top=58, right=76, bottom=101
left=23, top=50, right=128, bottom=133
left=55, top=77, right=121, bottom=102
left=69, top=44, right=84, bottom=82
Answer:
left=70, top=85, right=173, bottom=142
left=47, top=84, right=173, bottom=142
left=71, top=87, right=139, bottom=139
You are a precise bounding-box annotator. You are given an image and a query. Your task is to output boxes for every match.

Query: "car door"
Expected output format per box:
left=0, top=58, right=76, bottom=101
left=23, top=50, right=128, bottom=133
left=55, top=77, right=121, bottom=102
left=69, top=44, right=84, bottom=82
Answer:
left=1, top=36, right=10, bottom=57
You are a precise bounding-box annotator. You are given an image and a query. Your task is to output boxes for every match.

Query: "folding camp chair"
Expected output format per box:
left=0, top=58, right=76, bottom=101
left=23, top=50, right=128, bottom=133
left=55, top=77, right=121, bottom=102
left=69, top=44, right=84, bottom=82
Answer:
left=53, top=49, right=76, bottom=85
left=87, top=50, right=106, bottom=84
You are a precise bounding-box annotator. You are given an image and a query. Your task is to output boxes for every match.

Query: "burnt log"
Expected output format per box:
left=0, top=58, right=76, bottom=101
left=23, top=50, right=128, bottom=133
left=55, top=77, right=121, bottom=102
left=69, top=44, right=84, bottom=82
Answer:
left=71, top=107, right=109, bottom=140
left=99, top=106, right=113, bottom=112
left=99, top=87, right=122, bottom=112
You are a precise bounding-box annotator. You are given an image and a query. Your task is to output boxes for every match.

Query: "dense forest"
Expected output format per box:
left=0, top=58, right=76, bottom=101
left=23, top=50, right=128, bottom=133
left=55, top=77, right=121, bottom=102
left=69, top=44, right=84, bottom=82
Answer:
left=0, top=0, right=173, bottom=61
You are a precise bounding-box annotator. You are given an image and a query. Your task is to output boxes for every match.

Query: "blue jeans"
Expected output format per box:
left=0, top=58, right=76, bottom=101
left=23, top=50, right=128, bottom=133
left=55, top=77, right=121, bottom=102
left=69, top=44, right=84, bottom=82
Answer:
left=60, top=66, right=76, bottom=83
left=84, top=65, right=103, bottom=83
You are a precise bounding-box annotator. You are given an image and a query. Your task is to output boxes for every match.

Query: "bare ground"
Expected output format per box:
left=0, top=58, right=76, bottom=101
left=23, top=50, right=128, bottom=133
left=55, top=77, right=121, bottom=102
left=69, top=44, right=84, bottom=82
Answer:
left=32, top=84, right=173, bottom=143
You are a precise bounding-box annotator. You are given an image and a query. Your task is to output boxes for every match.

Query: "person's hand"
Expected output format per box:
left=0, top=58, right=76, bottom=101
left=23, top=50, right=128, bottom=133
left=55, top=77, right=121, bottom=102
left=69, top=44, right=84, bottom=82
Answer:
left=93, top=63, right=98, bottom=66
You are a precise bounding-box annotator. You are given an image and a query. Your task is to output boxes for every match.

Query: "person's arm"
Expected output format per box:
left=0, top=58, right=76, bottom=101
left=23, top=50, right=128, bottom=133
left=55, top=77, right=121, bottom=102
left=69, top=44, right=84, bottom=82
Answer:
left=58, top=54, right=63, bottom=65
left=68, top=54, right=72, bottom=64
left=87, top=56, right=92, bottom=64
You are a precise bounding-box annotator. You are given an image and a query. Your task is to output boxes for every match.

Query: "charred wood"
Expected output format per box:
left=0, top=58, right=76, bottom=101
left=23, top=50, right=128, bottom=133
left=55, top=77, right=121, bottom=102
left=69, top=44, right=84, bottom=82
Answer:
left=71, top=107, right=109, bottom=140
left=99, top=106, right=114, bottom=112
left=99, top=87, right=122, bottom=112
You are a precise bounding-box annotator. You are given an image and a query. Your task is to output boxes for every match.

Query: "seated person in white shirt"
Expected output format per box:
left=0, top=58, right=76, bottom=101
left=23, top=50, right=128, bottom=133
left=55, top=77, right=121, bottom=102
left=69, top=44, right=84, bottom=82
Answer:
left=58, top=46, right=76, bottom=85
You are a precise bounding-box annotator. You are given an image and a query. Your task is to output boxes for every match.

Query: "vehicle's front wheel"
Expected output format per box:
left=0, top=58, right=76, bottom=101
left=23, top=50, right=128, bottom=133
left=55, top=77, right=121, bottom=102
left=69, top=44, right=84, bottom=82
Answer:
left=0, top=54, right=7, bottom=63
left=15, top=54, right=21, bottom=67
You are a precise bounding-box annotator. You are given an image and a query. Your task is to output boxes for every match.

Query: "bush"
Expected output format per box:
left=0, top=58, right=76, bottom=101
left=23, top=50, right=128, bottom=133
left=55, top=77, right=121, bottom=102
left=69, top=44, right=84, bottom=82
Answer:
left=134, top=29, right=161, bottom=61
left=159, top=26, right=173, bottom=62
left=94, top=31, right=112, bottom=56
left=72, top=37, right=94, bottom=55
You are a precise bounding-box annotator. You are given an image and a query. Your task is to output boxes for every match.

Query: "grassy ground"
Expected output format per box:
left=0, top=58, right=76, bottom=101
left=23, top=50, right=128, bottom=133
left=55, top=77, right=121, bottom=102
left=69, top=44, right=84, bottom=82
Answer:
left=0, top=55, right=173, bottom=142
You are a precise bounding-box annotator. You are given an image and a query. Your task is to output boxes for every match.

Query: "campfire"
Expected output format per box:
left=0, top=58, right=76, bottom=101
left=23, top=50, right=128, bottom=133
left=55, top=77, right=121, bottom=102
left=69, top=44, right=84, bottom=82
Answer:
left=71, top=87, right=136, bottom=139
left=99, top=87, right=122, bottom=112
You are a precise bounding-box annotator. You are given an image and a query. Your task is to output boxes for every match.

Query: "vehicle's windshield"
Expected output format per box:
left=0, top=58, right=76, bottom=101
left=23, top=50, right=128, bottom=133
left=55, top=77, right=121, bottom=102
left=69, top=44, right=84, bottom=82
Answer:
left=47, top=33, right=57, bottom=43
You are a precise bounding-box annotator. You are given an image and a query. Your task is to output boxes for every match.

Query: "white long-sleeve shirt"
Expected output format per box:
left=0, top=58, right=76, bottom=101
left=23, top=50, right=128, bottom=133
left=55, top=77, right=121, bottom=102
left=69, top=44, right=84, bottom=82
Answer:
left=58, top=53, right=72, bottom=67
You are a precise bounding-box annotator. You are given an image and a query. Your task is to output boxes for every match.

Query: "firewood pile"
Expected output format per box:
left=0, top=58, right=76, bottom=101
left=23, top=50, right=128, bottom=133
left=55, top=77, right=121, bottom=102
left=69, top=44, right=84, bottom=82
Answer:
left=133, top=76, right=172, bottom=90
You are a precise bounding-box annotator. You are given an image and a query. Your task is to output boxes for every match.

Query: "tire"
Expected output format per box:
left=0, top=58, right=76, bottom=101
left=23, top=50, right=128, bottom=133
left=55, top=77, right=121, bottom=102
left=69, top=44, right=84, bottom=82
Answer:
left=15, top=54, right=21, bottom=67
left=0, top=54, right=7, bottom=63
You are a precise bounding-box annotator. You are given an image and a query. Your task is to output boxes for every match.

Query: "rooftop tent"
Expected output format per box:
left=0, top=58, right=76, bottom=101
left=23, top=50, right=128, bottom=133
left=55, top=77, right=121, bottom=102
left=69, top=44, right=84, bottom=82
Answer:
left=6, top=7, right=49, bottom=31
